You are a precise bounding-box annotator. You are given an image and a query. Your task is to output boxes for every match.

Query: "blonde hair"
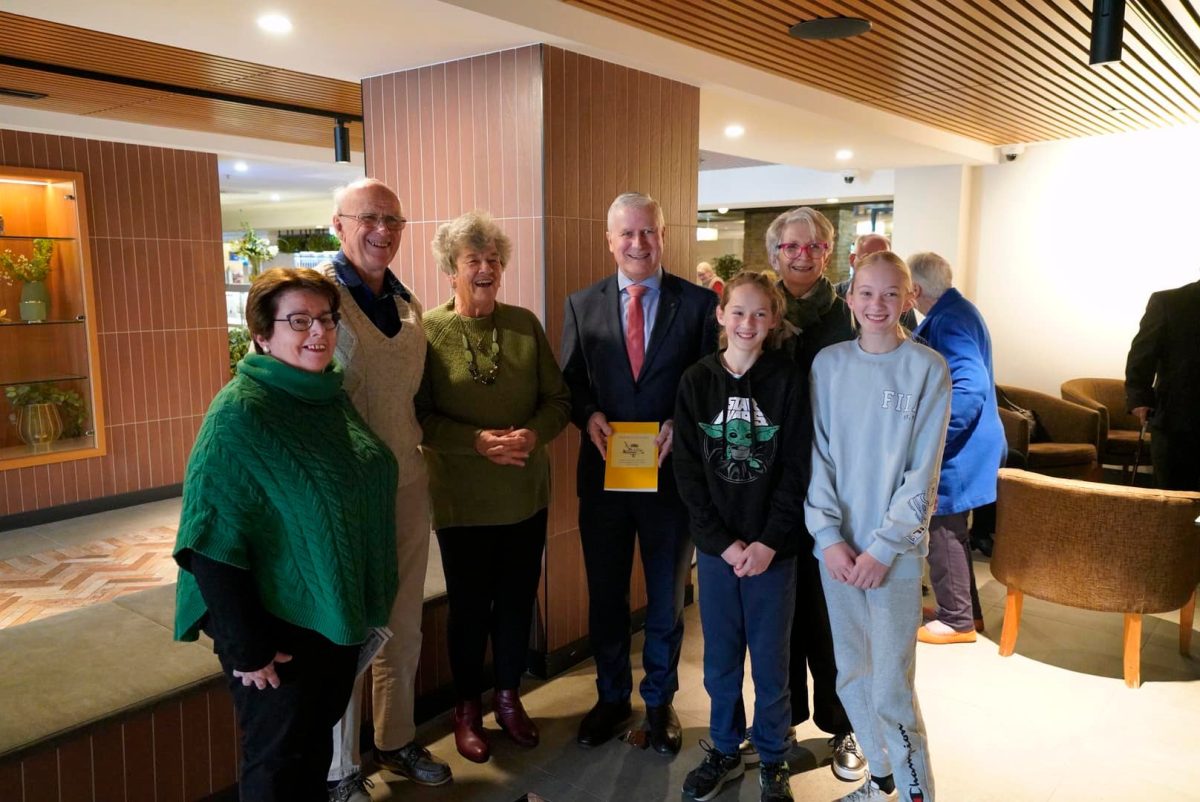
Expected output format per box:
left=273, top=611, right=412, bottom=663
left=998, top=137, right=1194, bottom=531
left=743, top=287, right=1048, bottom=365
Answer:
left=431, top=210, right=513, bottom=276
left=848, top=251, right=914, bottom=341
left=717, top=270, right=791, bottom=351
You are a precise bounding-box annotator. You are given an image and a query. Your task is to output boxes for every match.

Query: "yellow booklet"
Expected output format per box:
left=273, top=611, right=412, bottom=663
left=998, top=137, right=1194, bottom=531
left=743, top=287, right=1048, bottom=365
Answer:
left=604, top=421, right=659, bottom=492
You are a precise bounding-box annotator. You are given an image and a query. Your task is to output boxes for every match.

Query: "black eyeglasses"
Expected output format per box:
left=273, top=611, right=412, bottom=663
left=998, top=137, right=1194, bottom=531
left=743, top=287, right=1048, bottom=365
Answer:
left=274, top=312, right=340, bottom=332
left=337, top=213, right=407, bottom=231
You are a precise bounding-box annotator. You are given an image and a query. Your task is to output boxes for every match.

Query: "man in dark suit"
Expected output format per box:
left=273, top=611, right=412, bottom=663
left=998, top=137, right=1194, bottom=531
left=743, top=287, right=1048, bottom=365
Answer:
left=1125, top=279, right=1200, bottom=490
left=561, top=192, right=717, bottom=754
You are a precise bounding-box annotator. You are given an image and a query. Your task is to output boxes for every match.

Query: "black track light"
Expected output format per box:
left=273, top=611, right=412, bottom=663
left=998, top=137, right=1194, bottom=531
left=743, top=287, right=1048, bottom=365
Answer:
left=334, top=119, right=351, bottom=164
left=1089, top=0, right=1126, bottom=66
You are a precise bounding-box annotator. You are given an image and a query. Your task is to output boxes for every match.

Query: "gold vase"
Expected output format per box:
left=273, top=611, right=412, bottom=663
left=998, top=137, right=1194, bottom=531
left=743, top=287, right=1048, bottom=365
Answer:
left=16, top=402, right=63, bottom=449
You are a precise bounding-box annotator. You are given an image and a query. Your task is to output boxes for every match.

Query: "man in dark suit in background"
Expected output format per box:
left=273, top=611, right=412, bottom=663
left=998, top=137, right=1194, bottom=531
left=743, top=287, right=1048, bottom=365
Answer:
left=561, top=192, right=717, bottom=754
left=1125, top=278, right=1200, bottom=490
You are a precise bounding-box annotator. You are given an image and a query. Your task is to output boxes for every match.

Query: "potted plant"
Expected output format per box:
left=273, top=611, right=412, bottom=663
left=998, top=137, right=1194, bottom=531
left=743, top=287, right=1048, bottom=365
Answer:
left=5, top=384, right=89, bottom=447
left=712, top=253, right=743, bottom=283
left=0, top=238, right=54, bottom=321
left=230, top=223, right=278, bottom=279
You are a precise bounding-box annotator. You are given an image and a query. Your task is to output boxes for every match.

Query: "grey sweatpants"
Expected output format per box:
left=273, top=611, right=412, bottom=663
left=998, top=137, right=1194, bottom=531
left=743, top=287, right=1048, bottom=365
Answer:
left=820, top=572, right=935, bottom=802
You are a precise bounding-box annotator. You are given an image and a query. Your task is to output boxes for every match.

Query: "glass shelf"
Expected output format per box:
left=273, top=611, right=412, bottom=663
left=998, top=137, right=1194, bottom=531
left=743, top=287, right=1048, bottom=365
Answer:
left=0, top=235, right=77, bottom=242
left=1, top=374, right=88, bottom=389
left=0, top=318, right=85, bottom=327
left=0, top=435, right=96, bottom=463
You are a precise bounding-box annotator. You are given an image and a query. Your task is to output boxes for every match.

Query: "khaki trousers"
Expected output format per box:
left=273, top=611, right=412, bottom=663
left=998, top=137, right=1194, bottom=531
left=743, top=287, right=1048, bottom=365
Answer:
left=329, top=477, right=431, bottom=780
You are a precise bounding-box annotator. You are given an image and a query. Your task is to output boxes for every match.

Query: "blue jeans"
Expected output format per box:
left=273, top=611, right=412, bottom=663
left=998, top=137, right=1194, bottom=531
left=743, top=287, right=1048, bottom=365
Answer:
left=698, top=551, right=796, bottom=763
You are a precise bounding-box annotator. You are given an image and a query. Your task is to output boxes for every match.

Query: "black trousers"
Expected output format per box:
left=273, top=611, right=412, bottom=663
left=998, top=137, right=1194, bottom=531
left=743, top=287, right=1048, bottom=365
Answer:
left=789, top=549, right=852, bottom=734
left=1151, top=427, right=1200, bottom=491
left=579, top=490, right=693, bottom=707
left=216, top=620, right=359, bottom=802
left=437, top=508, right=548, bottom=698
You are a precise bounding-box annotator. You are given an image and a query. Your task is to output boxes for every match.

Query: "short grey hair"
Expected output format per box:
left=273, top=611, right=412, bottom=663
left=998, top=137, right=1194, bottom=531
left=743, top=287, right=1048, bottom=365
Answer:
left=332, top=178, right=400, bottom=214
left=854, top=232, right=890, bottom=255
left=908, top=251, right=954, bottom=300
left=765, top=207, right=835, bottom=269
left=431, top=210, right=512, bottom=276
left=607, top=192, right=665, bottom=230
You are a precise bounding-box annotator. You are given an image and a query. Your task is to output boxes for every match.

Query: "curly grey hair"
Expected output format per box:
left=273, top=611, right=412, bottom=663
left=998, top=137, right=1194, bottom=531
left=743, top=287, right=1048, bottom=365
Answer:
left=431, top=210, right=513, bottom=276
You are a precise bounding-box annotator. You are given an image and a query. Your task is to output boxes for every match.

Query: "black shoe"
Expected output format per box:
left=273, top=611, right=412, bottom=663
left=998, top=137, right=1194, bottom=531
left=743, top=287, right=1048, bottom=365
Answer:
left=375, top=741, right=452, bottom=786
left=682, top=740, right=743, bottom=801
left=759, top=761, right=794, bottom=801
left=970, top=533, right=994, bottom=557
left=645, top=703, right=682, bottom=755
left=576, top=699, right=632, bottom=748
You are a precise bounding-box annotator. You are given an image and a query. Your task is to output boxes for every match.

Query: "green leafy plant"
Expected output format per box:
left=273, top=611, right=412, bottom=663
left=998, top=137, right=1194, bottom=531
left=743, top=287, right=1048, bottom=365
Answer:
left=228, top=326, right=251, bottom=376
left=5, top=384, right=88, bottom=438
left=0, top=238, right=54, bottom=284
left=712, top=254, right=743, bottom=282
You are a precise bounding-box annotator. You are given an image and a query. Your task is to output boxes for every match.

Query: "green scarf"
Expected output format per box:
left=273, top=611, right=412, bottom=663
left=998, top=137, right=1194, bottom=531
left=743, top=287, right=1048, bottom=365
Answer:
left=237, top=352, right=343, bottom=404
left=780, top=276, right=836, bottom=333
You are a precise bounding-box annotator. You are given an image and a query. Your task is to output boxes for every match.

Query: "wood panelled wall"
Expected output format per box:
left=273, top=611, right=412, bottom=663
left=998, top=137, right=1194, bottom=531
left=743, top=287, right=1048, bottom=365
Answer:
left=363, top=45, right=700, bottom=658
left=0, top=130, right=227, bottom=517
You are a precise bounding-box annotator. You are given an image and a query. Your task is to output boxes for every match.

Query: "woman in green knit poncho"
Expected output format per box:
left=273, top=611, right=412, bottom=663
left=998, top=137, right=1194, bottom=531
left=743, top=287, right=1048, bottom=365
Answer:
left=172, top=268, right=398, bottom=801
left=417, top=211, right=570, bottom=764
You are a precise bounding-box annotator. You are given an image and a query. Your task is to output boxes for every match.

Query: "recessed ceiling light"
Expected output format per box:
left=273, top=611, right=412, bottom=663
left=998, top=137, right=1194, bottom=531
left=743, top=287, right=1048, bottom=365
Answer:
left=270, top=193, right=281, bottom=202
left=724, top=124, right=745, bottom=139
left=717, top=207, right=730, bottom=214
left=257, top=13, right=293, bottom=35
left=233, top=161, right=248, bottom=173
left=836, top=149, right=854, bottom=161
left=826, top=198, right=840, bottom=204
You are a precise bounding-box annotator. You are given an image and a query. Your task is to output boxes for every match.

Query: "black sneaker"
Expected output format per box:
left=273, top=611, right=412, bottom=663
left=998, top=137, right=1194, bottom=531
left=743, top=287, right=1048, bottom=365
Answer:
left=758, top=762, right=794, bottom=802
left=376, top=741, right=452, bottom=786
left=682, top=740, right=743, bottom=801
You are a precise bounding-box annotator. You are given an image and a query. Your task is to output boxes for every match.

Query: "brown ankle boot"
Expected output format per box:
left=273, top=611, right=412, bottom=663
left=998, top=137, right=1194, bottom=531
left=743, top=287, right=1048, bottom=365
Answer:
left=453, top=698, right=489, bottom=762
left=493, top=688, right=539, bottom=747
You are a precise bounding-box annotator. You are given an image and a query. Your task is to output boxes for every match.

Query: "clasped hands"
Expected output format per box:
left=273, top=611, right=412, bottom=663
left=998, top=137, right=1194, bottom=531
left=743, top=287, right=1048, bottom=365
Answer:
left=587, top=411, right=673, bottom=467
left=822, top=541, right=888, bottom=589
left=721, top=540, right=776, bottom=578
left=475, top=426, right=538, bottom=466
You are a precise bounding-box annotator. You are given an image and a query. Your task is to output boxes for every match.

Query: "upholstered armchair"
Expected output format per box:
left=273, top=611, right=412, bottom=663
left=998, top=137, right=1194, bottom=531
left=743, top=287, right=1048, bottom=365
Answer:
left=1061, top=377, right=1150, bottom=477
left=991, top=468, right=1200, bottom=688
left=997, top=384, right=1102, bottom=481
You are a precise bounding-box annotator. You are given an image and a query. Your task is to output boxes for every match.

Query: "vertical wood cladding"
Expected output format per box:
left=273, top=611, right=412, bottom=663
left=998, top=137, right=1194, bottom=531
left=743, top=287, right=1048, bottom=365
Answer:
left=0, top=130, right=227, bottom=517
left=364, top=45, right=699, bottom=655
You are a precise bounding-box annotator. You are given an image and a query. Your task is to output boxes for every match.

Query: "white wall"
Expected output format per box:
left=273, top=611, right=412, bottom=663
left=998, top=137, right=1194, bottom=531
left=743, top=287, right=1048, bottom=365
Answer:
left=892, top=165, right=974, bottom=290
left=699, top=164, right=894, bottom=209
left=969, top=125, right=1200, bottom=394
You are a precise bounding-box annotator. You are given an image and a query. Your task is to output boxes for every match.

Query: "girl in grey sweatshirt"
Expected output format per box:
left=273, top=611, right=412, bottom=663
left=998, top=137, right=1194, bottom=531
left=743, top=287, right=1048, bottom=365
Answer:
left=805, top=252, right=951, bottom=802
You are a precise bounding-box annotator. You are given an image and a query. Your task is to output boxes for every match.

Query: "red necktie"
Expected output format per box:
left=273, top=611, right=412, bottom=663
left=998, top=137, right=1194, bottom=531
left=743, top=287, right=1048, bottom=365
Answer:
left=626, top=284, right=647, bottom=379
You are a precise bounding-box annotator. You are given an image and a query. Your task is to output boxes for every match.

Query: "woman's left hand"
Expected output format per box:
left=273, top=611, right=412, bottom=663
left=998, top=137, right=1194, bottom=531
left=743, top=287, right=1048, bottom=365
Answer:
left=232, top=652, right=292, bottom=690
left=846, top=552, right=889, bottom=589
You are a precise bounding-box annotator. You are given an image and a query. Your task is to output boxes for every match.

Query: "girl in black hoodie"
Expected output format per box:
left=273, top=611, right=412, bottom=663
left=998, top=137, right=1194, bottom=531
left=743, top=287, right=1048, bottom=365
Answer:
left=674, top=271, right=807, bottom=802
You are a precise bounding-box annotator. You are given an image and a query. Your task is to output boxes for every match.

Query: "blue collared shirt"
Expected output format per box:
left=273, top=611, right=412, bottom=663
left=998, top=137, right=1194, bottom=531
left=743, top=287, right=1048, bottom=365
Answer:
left=331, top=250, right=411, bottom=338
left=617, top=267, right=663, bottom=351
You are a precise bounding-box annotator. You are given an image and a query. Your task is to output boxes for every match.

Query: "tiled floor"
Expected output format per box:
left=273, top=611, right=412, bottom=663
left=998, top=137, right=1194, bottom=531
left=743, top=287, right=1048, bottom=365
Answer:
left=2, top=502, right=1198, bottom=800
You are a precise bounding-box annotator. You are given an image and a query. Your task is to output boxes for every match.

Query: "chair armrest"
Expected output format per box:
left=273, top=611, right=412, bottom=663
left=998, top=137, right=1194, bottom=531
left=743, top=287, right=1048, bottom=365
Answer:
left=997, top=407, right=1030, bottom=454
left=1002, top=386, right=1100, bottom=448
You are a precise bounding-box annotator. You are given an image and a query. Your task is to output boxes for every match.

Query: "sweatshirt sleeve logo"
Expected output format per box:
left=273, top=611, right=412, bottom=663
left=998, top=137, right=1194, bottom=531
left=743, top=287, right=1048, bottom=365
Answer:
left=697, top=396, right=779, bottom=484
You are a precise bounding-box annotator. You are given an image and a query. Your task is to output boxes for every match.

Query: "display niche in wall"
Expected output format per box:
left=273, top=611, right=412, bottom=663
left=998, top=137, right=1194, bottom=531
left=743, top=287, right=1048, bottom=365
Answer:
left=0, top=166, right=106, bottom=470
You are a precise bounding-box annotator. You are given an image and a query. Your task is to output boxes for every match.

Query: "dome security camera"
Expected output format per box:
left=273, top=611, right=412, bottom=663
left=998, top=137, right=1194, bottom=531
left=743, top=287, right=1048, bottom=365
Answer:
left=998, top=144, right=1025, bottom=162
left=840, top=169, right=859, bottom=184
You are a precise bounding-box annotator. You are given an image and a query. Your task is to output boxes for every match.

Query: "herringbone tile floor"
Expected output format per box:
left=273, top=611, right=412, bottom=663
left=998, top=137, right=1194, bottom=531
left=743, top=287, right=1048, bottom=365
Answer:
left=0, top=526, right=177, bottom=629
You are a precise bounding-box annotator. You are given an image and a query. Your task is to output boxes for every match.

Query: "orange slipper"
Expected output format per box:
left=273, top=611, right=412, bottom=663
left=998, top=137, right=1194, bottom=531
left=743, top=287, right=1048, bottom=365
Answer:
left=917, top=624, right=977, bottom=644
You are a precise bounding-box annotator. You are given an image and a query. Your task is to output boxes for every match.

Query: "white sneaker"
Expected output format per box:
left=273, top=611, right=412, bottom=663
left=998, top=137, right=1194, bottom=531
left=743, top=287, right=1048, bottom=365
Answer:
left=837, top=780, right=898, bottom=802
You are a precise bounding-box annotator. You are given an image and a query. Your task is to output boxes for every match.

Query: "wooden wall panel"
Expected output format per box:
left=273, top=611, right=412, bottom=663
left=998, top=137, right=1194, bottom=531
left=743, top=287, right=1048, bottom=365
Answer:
left=363, top=45, right=699, bottom=658
left=0, top=130, right=227, bottom=517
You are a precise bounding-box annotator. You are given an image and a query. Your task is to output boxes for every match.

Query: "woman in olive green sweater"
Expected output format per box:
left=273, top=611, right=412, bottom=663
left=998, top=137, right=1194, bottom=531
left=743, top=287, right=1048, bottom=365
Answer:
left=417, top=211, right=570, bottom=764
left=173, top=269, right=398, bottom=802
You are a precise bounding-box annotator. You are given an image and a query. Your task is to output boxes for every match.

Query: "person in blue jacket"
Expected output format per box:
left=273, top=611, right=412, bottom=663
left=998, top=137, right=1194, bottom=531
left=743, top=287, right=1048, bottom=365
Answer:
left=909, top=252, right=1006, bottom=644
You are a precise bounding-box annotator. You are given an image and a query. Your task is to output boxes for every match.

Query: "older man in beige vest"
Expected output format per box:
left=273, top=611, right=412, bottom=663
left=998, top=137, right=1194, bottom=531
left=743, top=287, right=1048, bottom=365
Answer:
left=325, top=179, right=451, bottom=801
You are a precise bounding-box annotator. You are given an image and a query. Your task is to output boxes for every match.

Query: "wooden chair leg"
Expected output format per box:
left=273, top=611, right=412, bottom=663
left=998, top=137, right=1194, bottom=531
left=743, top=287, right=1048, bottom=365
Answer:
left=1181, top=590, right=1196, bottom=657
left=999, top=588, right=1023, bottom=656
left=1124, top=613, right=1142, bottom=688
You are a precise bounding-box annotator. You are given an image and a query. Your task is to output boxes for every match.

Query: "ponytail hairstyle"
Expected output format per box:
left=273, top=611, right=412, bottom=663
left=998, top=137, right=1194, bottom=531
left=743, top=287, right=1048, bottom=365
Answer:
left=847, top=251, right=915, bottom=342
left=717, top=270, right=792, bottom=351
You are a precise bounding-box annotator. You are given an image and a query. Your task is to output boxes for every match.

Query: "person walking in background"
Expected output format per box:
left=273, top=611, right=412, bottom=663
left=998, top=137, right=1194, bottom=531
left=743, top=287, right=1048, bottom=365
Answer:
left=806, top=252, right=951, bottom=802
left=673, top=272, right=806, bottom=802
left=765, top=207, right=865, bottom=783
left=325, top=179, right=452, bottom=800
left=173, top=269, right=400, bottom=802
left=417, top=211, right=570, bottom=763
left=1125, top=277, right=1200, bottom=490
left=909, top=252, right=1006, bottom=645
left=562, top=192, right=718, bottom=755
left=697, top=261, right=724, bottom=295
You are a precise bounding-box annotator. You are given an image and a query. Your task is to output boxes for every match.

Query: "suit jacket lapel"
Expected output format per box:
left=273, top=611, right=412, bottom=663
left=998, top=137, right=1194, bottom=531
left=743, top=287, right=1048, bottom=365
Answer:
left=600, top=276, right=631, bottom=378
left=641, top=271, right=681, bottom=379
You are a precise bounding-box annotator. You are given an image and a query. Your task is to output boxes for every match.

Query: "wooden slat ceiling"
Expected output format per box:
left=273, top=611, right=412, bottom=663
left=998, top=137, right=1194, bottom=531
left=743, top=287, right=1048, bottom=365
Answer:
left=564, top=0, right=1200, bottom=145
left=0, top=12, right=364, bottom=152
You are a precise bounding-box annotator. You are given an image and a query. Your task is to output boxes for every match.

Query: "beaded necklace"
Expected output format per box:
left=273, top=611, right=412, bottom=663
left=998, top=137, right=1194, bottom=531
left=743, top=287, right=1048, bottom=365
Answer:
left=458, top=313, right=501, bottom=385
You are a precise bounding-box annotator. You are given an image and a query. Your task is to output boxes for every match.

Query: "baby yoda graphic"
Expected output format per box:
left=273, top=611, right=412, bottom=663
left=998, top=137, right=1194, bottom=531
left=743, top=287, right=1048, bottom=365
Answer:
left=698, top=396, right=779, bottom=483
